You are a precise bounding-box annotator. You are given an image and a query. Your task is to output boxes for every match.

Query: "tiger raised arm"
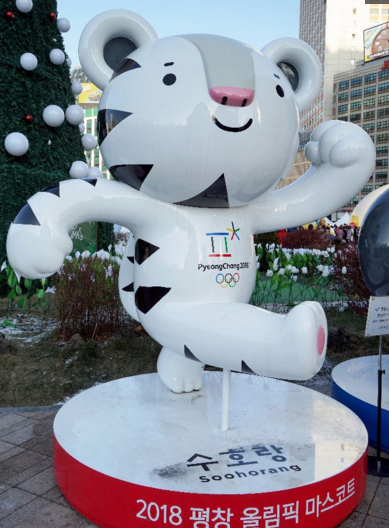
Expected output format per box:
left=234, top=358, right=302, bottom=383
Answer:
left=7, top=10, right=375, bottom=393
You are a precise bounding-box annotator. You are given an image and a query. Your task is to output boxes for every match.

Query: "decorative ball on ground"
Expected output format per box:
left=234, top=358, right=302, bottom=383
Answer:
left=25, top=114, right=33, bottom=124
left=71, top=82, right=83, bottom=95
left=79, top=123, right=85, bottom=134
left=66, top=57, right=72, bottom=68
left=49, top=12, right=56, bottom=20
left=4, top=132, right=29, bottom=156
left=15, top=0, right=33, bottom=13
left=81, top=133, right=97, bottom=151
left=20, top=52, right=38, bottom=71
left=57, top=17, right=70, bottom=32
left=89, top=167, right=103, bottom=178
left=49, top=49, right=65, bottom=65
left=359, top=187, right=389, bottom=296
left=6, top=11, right=15, bottom=20
left=69, top=161, right=89, bottom=179
left=42, top=105, right=64, bottom=127
left=65, top=105, right=84, bottom=125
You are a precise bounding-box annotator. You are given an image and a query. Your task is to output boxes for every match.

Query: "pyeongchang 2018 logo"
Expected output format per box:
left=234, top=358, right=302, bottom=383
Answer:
left=206, top=222, right=240, bottom=258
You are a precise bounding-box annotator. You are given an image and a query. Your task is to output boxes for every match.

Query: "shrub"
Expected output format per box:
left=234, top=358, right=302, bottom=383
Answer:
left=55, top=250, right=127, bottom=340
left=281, top=229, right=331, bottom=250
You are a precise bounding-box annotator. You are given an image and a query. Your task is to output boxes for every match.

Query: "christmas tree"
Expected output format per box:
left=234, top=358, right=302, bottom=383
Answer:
left=0, top=0, right=111, bottom=263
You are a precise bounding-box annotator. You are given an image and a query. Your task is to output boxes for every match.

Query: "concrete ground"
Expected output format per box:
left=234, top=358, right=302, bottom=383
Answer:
left=0, top=385, right=388, bottom=527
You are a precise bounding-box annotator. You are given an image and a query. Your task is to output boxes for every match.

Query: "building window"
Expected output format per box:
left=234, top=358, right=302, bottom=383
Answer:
left=351, top=77, right=362, bottom=87
left=338, top=92, right=349, bottom=101
left=338, top=104, right=348, bottom=114
left=365, top=86, right=376, bottom=96
left=350, top=113, right=361, bottom=122
left=351, top=89, right=362, bottom=99
left=378, top=108, right=389, bottom=118
left=350, top=101, right=361, bottom=110
left=338, top=116, right=348, bottom=122
left=377, top=146, right=389, bottom=156
left=378, top=95, right=389, bottom=106
left=339, top=80, right=350, bottom=91
left=365, top=73, right=377, bottom=84
left=370, top=8, right=379, bottom=15
left=361, top=185, right=374, bottom=195
left=379, top=69, right=389, bottom=80
left=376, top=159, right=388, bottom=167
left=364, top=111, right=375, bottom=121
left=376, top=172, right=388, bottom=180
left=377, top=133, right=389, bottom=143
left=86, top=120, right=92, bottom=133
left=379, top=82, right=389, bottom=93
left=378, top=121, right=389, bottom=131
left=363, top=123, right=375, bottom=132
left=364, top=98, right=376, bottom=107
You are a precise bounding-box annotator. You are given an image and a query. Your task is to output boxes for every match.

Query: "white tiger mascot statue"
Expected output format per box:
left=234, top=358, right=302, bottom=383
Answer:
left=7, top=10, right=375, bottom=393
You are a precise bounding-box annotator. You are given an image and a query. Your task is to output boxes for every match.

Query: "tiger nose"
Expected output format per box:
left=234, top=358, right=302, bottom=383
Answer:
left=209, top=86, right=255, bottom=107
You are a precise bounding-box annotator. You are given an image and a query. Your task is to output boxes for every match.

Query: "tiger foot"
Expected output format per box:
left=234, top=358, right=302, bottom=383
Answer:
left=157, top=347, right=204, bottom=393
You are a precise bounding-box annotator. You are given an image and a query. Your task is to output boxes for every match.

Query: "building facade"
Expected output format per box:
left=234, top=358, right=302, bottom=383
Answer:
left=334, top=58, right=389, bottom=211
left=300, top=0, right=389, bottom=132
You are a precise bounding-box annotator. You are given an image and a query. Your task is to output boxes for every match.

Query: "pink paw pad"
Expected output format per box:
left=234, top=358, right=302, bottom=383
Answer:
left=317, top=326, right=326, bottom=356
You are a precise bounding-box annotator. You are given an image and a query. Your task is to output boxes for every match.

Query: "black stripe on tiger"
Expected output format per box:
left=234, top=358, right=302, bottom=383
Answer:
left=135, top=286, right=171, bottom=314
left=175, top=174, right=229, bottom=208
left=97, top=109, right=133, bottom=146
left=135, top=239, right=160, bottom=265
left=241, top=361, right=255, bottom=374
left=184, top=346, right=202, bottom=363
left=109, top=165, right=153, bottom=190
left=111, top=58, right=141, bottom=81
left=122, top=282, right=134, bottom=292
left=41, top=183, right=60, bottom=197
left=14, top=203, right=40, bottom=226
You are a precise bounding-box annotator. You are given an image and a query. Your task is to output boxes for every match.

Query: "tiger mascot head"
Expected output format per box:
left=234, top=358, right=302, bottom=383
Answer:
left=79, top=10, right=321, bottom=208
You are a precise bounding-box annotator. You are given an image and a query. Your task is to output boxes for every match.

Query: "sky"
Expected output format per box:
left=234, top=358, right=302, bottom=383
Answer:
left=57, top=0, right=301, bottom=69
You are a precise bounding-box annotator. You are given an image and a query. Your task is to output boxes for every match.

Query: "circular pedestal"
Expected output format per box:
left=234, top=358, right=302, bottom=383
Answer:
left=54, top=373, right=368, bottom=528
left=332, top=355, right=389, bottom=452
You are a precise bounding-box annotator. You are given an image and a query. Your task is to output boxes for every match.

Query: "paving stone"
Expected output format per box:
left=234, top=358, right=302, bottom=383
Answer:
left=4, top=458, right=52, bottom=487
left=19, top=431, right=51, bottom=451
left=0, top=488, right=36, bottom=520
left=0, top=450, right=47, bottom=482
left=369, top=484, right=389, bottom=520
left=28, top=438, right=53, bottom=457
left=1, top=424, right=39, bottom=446
left=0, top=447, right=25, bottom=463
left=14, top=411, right=51, bottom=418
left=337, top=511, right=366, bottom=527
left=0, top=441, right=15, bottom=456
left=0, top=415, right=26, bottom=432
left=30, top=411, right=57, bottom=421
left=0, top=483, right=10, bottom=495
left=0, top=497, right=98, bottom=527
left=17, top=467, right=56, bottom=495
left=363, top=515, right=389, bottom=527
left=0, top=419, right=36, bottom=439
left=41, top=485, right=63, bottom=502
left=355, top=478, right=379, bottom=513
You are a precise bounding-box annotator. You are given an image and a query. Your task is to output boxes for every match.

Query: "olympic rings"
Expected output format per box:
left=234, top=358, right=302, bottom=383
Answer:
left=215, top=273, right=240, bottom=288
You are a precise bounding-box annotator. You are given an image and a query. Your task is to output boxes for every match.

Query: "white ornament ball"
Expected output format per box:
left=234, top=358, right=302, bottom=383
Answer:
left=42, top=105, right=65, bottom=127
left=69, top=161, right=89, bottom=179
left=16, top=0, right=33, bottom=13
left=4, top=132, right=29, bottom=157
left=82, top=133, right=97, bottom=151
left=49, top=49, right=65, bottom=65
left=72, top=82, right=83, bottom=96
left=65, top=105, right=84, bottom=125
left=89, top=167, right=103, bottom=178
left=20, top=52, right=38, bottom=71
left=57, top=18, right=71, bottom=33
left=79, top=123, right=85, bottom=134
left=66, top=57, right=72, bottom=68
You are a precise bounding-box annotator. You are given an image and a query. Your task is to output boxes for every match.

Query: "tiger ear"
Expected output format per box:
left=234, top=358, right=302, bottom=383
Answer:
left=79, top=10, right=158, bottom=90
left=261, top=38, right=322, bottom=112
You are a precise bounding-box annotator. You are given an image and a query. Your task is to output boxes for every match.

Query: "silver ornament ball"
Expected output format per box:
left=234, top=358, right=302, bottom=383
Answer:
left=65, top=105, right=84, bottom=125
left=69, top=161, right=89, bottom=179
left=4, top=132, right=29, bottom=157
left=82, top=134, right=97, bottom=151
left=42, top=105, right=65, bottom=127
left=89, top=167, right=103, bottom=178
left=72, top=82, right=83, bottom=96
left=20, top=53, right=38, bottom=71
left=57, top=18, right=71, bottom=33
left=49, top=49, right=65, bottom=65
left=16, top=0, right=33, bottom=13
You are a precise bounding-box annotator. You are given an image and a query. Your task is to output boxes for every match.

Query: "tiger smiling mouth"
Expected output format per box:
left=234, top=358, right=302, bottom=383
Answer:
left=212, top=116, right=253, bottom=133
